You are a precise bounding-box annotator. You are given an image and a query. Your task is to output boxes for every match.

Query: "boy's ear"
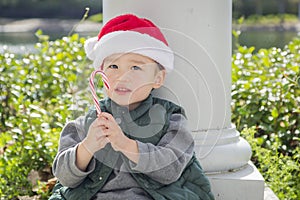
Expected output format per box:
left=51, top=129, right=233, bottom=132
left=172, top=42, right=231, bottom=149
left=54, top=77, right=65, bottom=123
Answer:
left=153, top=70, right=166, bottom=89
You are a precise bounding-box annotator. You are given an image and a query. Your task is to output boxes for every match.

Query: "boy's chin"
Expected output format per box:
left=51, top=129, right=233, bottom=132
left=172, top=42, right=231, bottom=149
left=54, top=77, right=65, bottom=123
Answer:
left=112, top=99, right=143, bottom=110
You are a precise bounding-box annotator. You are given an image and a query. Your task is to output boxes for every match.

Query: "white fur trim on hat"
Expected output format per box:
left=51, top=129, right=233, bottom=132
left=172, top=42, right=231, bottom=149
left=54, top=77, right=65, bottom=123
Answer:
left=84, top=37, right=98, bottom=60
left=84, top=31, right=174, bottom=73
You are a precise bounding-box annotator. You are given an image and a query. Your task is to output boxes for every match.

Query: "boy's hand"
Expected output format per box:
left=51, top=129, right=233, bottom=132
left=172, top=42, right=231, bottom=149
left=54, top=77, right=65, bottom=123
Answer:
left=98, top=112, right=139, bottom=164
left=98, top=112, right=129, bottom=152
left=81, top=112, right=139, bottom=164
left=82, top=117, right=110, bottom=154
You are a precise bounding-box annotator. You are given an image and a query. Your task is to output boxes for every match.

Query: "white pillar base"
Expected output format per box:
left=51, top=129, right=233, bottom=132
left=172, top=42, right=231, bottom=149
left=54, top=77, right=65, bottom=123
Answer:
left=193, top=126, right=265, bottom=199
left=192, top=125, right=252, bottom=173
left=207, top=162, right=265, bottom=200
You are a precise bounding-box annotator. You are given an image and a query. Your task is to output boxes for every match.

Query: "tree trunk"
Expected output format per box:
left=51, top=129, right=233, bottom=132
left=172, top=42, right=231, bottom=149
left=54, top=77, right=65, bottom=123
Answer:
left=255, top=0, right=263, bottom=15
left=278, top=0, right=286, bottom=24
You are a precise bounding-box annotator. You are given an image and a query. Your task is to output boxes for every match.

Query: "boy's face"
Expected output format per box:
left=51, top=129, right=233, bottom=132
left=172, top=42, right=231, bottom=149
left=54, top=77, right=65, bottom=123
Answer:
left=103, top=53, right=166, bottom=110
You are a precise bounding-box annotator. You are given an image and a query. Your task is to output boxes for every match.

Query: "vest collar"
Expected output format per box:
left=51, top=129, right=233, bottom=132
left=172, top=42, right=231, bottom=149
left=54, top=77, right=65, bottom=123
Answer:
left=101, top=94, right=153, bottom=121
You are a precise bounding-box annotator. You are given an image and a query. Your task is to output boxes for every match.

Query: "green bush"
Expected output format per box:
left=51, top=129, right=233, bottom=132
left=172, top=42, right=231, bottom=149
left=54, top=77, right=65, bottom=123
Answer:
left=0, top=32, right=93, bottom=199
left=241, top=128, right=300, bottom=200
left=232, top=35, right=300, bottom=155
left=232, top=31, right=300, bottom=199
left=0, top=29, right=299, bottom=199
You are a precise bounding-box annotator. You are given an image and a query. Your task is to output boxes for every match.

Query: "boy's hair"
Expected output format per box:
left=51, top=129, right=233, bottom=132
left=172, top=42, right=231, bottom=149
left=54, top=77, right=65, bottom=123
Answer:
left=84, top=14, right=174, bottom=73
left=156, top=61, right=165, bottom=71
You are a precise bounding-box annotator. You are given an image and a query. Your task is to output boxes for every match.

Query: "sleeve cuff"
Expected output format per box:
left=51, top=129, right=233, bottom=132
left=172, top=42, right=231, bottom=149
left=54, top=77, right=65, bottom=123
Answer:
left=69, top=144, right=96, bottom=177
left=129, top=141, right=150, bottom=172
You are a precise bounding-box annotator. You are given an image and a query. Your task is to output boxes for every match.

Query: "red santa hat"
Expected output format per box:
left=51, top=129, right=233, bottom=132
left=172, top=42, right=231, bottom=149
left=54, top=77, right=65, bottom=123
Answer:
left=84, top=14, right=174, bottom=73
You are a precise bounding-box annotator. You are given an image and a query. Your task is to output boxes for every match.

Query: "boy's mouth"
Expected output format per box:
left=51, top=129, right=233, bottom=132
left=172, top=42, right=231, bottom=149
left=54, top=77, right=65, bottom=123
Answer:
left=114, top=87, right=132, bottom=95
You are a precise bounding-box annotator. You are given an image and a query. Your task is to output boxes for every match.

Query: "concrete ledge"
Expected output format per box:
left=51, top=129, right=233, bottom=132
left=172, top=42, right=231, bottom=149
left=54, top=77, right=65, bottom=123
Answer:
left=207, top=162, right=265, bottom=200
left=264, top=184, right=279, bottom=200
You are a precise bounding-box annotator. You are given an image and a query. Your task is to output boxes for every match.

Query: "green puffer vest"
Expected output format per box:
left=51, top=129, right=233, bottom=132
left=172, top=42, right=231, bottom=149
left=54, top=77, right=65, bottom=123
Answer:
left=49, top=95, right=214, bottom=200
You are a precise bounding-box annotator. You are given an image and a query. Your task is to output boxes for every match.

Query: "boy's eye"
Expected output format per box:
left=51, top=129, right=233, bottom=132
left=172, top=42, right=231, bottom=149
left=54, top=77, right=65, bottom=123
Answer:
left=108, top=64, right=118, bottom=69
left=131, top=66, right=142, bottom=70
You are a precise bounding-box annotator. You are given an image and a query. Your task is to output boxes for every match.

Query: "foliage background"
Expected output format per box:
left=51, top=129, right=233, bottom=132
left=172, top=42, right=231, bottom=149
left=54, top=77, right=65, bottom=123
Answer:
left=0, top=0, right=101, bottom=19
left=232, top=30, right=300, bottom=199
left=0, top=25, right=300, bottom=200
left=232, top=0, right=300, bottom=18
left=0, top=33, right=94, bottom=199
left=0, top=0, right=299, bottom=20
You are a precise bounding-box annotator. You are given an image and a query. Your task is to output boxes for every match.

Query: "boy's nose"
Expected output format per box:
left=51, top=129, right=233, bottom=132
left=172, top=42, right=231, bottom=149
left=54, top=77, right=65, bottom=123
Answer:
left=116, top=70, right=131, bottom=82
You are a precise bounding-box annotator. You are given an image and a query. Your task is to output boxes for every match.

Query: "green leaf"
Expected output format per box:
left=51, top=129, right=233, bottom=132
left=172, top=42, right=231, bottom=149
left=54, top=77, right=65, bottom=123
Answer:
left=271, top=107, right=279, bottom=118
left=35, top=29, right=43, bottom=36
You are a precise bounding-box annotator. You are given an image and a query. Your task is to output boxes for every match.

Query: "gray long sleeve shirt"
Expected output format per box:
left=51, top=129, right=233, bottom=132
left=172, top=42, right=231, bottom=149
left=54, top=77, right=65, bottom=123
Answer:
left=52, top=113, right=194, bottom=200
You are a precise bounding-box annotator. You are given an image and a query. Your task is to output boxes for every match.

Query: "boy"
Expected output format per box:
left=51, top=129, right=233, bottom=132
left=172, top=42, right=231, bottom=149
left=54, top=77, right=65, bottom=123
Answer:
left=50, top=14, right=214, bottom=200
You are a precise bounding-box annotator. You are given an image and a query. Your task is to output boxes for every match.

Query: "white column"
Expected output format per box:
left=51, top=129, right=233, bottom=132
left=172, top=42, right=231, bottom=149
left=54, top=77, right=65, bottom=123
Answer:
left=102, top=0, right=265, bottom=199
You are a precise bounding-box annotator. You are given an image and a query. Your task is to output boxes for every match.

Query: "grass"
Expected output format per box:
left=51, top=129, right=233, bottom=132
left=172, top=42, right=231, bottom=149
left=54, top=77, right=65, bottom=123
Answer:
left=233, top=14, right=299, bottom=26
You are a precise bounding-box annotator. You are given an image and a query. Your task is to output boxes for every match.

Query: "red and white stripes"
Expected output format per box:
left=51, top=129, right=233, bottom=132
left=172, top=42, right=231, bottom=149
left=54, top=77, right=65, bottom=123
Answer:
left=89, top=70, right=110, bottom=115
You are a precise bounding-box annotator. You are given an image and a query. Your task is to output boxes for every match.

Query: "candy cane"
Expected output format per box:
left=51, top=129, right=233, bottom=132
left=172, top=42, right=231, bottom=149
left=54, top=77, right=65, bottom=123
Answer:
left=89, top=69, right=110, bottom=115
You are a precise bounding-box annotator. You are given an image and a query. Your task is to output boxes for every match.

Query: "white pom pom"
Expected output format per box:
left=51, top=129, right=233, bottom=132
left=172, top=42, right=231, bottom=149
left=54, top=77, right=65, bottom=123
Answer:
left=84, top=37, right=98, bottom=60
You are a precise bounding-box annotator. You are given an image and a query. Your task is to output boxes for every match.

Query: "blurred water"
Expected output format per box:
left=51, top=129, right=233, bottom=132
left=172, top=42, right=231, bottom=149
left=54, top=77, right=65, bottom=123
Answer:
left=0, top=32, right=96, bottom=54
left=0, top=30, right=299, bottom=54
left=238, top=30, right=298, bottom=51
